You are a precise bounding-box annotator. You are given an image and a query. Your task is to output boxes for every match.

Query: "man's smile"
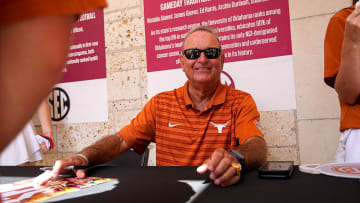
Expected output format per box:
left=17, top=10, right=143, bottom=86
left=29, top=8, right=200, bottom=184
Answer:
left=194, top=67, right=212, bottom=71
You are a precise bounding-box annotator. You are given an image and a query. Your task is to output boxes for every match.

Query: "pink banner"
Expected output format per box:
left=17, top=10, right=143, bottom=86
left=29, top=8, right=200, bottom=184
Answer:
left=144, top=0, right=292, bottom=72
left=61, top=9, right=106, bottom=83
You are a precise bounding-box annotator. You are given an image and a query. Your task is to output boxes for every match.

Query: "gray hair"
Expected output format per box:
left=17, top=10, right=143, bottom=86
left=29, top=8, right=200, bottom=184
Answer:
left=181, top=26, right=221, bottom=52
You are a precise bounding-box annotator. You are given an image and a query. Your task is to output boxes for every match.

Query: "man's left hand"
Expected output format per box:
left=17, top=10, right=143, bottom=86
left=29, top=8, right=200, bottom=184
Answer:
left=197, top=148, right=240, bottom=187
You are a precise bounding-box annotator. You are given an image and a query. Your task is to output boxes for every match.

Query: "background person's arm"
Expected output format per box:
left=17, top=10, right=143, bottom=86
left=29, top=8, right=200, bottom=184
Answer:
left=37, top=99, right=53, bottom=151
left=335, top=6, right=360, bottom=104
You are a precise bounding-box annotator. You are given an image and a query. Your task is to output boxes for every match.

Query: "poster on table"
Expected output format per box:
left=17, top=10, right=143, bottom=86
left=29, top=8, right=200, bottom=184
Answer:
left=49, top=9, right=108, bottom=123
left=144, top=0, right=296, bottom=111
left=0, top=177, right=117, bottom=202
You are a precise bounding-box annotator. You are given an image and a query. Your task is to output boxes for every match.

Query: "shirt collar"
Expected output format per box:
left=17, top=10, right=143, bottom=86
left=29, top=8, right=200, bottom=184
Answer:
left=183, top=81, right=227, bottom=109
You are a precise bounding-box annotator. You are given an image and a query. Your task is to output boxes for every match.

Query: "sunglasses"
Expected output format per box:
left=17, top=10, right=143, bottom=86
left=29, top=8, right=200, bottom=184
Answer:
left=182, top=48, right=221, bottom=60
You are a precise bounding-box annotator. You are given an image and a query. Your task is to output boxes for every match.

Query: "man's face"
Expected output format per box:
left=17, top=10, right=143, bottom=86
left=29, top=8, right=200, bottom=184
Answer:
left=180, top=31, right=224, bottom=86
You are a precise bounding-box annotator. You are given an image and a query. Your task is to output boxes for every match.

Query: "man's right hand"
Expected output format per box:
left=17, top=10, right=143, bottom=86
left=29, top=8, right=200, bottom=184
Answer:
left=34, top=155, right=88, bottom=185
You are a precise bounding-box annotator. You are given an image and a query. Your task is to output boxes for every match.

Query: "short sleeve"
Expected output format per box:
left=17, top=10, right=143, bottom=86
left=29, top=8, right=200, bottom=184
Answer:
left=118, top=97, right=157, bottom=154
left=324, top=10, right=347, bottom=87
left=235, top=94, right=264, bottom=144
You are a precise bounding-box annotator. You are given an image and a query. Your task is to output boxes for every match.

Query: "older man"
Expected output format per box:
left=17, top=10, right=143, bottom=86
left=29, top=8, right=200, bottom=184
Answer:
left=40, top=26, right=267, bottom=187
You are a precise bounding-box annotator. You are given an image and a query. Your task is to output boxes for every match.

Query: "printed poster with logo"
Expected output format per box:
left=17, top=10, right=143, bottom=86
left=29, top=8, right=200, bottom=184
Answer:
left=0, top=177, right=117, bottom=202
left=144, top=0, right=296, bottom=111
left=48, top=9, right=108, bottom=123
left=299, top=162, right=360, bottom=179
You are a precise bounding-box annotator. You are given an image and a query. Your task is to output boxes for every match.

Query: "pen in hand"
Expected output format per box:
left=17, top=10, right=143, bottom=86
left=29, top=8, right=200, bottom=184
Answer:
left=39, top=165, right=89, bottom=171
left=33, top=166, right=87, bottom=186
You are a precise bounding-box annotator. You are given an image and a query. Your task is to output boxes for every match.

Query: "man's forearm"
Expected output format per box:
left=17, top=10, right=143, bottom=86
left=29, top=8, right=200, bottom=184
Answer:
left=78, top=133, right=130, bottom=165
left=335, top=40, right=360, bottom=104
left=234, top=136, right=267, bottom=169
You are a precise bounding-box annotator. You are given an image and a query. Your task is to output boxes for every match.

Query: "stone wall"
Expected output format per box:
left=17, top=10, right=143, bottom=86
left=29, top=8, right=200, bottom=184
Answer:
left=34, top=0, right=352, bottom=166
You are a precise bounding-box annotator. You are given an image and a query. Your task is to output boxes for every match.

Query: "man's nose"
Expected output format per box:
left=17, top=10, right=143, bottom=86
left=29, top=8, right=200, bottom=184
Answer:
left=197, top=52, right=208, bottom=63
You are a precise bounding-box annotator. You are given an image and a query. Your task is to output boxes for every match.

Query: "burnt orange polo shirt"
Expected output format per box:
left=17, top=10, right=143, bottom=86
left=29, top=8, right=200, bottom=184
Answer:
left=324, top=5, right=360, bottom=131
left=0, top=0, right=107, bottom=27
left=119, top=81, right=264, bottom=166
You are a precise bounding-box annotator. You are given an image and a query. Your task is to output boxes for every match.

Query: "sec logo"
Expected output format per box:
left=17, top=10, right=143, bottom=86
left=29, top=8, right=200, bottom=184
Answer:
left=48, top=87, right=70, bottom=121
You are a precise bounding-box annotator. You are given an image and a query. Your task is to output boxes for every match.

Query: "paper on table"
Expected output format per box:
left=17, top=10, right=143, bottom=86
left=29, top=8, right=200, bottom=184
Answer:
left=299, top=162, right=360, bottom=179
left=0, top=177, right=117, bottom=203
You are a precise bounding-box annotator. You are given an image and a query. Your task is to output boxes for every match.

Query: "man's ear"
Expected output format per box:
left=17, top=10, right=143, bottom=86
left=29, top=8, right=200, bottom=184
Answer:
left=220, top=53, right=225, bottom=70
left=180, top=54, right=185, bottom=71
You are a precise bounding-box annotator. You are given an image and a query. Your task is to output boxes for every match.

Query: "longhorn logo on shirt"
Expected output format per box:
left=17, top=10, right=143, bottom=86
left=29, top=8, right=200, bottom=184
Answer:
left=210, top=120, right=231, bottom=133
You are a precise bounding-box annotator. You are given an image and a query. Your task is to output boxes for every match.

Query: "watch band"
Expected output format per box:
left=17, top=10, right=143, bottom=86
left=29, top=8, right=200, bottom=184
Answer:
left=74, top=154, right=89, bottom=166
left=229, top=150, right=246, bottom=170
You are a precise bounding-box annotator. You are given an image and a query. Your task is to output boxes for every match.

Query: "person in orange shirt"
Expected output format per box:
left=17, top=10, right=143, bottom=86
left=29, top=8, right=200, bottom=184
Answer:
left=39, top=26, right=267, bottom=187
left=0, top=0, right=107, bottom=153
left=324, top=0, right=360, bottom=162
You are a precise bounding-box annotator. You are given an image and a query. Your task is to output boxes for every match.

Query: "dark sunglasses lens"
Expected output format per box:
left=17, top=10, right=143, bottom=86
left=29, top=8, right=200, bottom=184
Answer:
left=183, top=48, right=220, bottom=59
left=205, top=48, right=220, bottom=59
left=184, top=49, right=201, bottom=59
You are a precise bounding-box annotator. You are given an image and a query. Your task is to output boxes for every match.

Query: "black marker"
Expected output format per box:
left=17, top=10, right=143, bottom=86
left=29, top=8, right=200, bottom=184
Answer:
left=39, top=165, right=89, bottom=171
